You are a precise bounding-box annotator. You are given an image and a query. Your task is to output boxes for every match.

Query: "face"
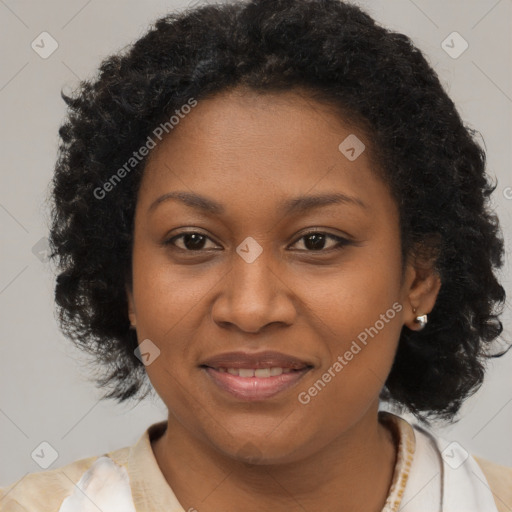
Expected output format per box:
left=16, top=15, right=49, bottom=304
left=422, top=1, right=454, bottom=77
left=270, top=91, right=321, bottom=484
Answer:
left=126, top=87, right=433, bottom=464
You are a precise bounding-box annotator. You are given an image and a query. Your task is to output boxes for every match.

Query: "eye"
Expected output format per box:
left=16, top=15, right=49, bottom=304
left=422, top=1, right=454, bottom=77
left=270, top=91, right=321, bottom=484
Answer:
left=163, top=230, right=352, bottom=253
left=164, top=231, right=219, bottom=251
left=289, top=231, right=352, bottom=252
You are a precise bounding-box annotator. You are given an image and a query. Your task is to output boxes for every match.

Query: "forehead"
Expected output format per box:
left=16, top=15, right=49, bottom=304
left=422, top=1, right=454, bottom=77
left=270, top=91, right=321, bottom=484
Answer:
left=137, top=88, right=393, bottom=220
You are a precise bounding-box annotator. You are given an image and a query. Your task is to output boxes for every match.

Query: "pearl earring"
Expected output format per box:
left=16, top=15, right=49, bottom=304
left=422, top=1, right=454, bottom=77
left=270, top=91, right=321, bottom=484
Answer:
left=414, top=314, right=428, bottom=330
left=412, top=307, right=428, bottom=330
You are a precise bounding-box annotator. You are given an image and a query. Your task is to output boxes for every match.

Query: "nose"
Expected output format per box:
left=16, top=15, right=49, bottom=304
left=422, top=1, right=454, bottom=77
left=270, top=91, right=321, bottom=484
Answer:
left=211, top=249, right=297, bottom=334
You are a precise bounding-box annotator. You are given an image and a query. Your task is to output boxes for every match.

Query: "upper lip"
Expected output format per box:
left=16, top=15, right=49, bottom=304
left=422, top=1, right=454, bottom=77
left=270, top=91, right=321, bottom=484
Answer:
left=200, top=351, right=313, bottom=370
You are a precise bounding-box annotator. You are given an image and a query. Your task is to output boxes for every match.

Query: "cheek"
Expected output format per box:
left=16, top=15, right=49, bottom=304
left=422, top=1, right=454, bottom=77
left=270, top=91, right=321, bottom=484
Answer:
left=296, top=237, right=404, bottom=398
left=301, top=235, right=403, bottom=341
left=129, top=244, right=208, bottom=396
left=300, top=278, right=402, bottom=395
left=131, top=239, right=216, bottom=338
left=295, top=285, right=403, bottom=434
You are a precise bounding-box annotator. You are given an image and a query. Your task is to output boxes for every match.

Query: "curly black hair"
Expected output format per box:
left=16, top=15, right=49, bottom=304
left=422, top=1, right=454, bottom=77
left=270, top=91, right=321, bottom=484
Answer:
left=47, top=0, right=509, bottom=424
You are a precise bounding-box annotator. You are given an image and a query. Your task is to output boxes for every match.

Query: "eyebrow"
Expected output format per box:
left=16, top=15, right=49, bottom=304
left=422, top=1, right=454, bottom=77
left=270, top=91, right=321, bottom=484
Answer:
left=147, top=190, right=367, bottom=216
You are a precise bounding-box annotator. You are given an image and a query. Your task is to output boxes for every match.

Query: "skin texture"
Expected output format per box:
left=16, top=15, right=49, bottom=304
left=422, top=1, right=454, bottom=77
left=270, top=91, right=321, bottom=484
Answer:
left=126, top=87, right=441, bottom=512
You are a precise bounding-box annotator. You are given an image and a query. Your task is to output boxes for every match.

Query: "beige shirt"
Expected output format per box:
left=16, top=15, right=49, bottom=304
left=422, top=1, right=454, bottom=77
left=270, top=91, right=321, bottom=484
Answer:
left=1, top=412, right=511, bottom=511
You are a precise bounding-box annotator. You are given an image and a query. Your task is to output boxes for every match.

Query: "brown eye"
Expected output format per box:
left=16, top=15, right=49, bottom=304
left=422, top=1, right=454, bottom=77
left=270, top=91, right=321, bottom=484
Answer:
left=164, top=232, right=218, bottom=251
left=163, top=230, right=352, bottom=254
left=290, top=232, right=351, bottom=252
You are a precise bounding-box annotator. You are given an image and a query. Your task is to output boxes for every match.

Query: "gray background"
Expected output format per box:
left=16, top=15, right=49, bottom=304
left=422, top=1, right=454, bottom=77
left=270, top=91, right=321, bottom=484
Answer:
left=1, top=0, right=511, bottom=487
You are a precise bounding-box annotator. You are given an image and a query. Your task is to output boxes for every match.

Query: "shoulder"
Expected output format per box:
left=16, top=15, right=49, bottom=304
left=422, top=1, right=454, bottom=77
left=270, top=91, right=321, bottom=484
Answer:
left=0, top=446, right=130, bottom=512
left=473, top=455, right=512, bottom=512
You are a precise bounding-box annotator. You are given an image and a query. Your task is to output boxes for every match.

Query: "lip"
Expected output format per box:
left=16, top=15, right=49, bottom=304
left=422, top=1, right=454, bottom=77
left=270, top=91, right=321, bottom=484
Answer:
left=200, top=350, right=312, bottom=370
left=203, top=366, right=312, bottom=401
left=200, top=350, right=313, bottom=401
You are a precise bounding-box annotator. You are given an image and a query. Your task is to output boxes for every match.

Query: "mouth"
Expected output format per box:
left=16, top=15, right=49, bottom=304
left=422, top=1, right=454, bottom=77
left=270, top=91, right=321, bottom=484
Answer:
left=199, top=351, right=314, bottom=401
left=207, top=367, right=300, bottom=377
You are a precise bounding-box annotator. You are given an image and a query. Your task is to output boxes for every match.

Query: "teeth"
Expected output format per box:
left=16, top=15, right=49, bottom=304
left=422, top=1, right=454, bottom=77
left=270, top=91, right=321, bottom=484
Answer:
left=216, top=367, right=297, bottom=377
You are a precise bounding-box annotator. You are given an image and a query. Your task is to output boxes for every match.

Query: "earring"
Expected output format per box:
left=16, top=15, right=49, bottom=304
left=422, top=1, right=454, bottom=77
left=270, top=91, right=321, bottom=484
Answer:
left=414, top=313, right=428, bottom=330
left=412, top=307, right=428, bottom=330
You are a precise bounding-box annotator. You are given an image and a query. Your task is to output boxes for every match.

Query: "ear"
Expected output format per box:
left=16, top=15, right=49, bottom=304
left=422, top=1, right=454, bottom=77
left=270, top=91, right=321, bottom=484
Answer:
left=125, top=283, right=137, bottom=329
left=402, top=245, right=442, bottom=331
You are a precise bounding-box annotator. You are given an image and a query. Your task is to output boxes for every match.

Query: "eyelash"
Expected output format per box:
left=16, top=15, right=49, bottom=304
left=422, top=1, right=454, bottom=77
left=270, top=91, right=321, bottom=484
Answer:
left=162, top=230, right=352, bottom=254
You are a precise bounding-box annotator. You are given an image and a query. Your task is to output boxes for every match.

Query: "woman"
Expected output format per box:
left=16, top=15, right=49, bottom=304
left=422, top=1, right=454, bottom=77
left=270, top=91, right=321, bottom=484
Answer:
left=1, top=0, right=510, bottom=510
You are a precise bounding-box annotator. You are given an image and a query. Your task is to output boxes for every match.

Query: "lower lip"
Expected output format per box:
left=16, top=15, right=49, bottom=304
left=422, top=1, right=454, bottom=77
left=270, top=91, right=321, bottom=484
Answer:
left=203, top=367, right=310, bottom=401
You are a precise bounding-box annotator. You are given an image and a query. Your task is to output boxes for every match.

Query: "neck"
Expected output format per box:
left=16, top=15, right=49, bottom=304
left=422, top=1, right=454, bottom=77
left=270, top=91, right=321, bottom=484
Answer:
left=152, top=405, right=397, bottom=512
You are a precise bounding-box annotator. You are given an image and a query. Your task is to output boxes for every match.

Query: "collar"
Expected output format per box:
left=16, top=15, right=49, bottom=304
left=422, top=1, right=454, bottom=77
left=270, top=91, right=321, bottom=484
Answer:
left=118, top=412, right=498, bottom=512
